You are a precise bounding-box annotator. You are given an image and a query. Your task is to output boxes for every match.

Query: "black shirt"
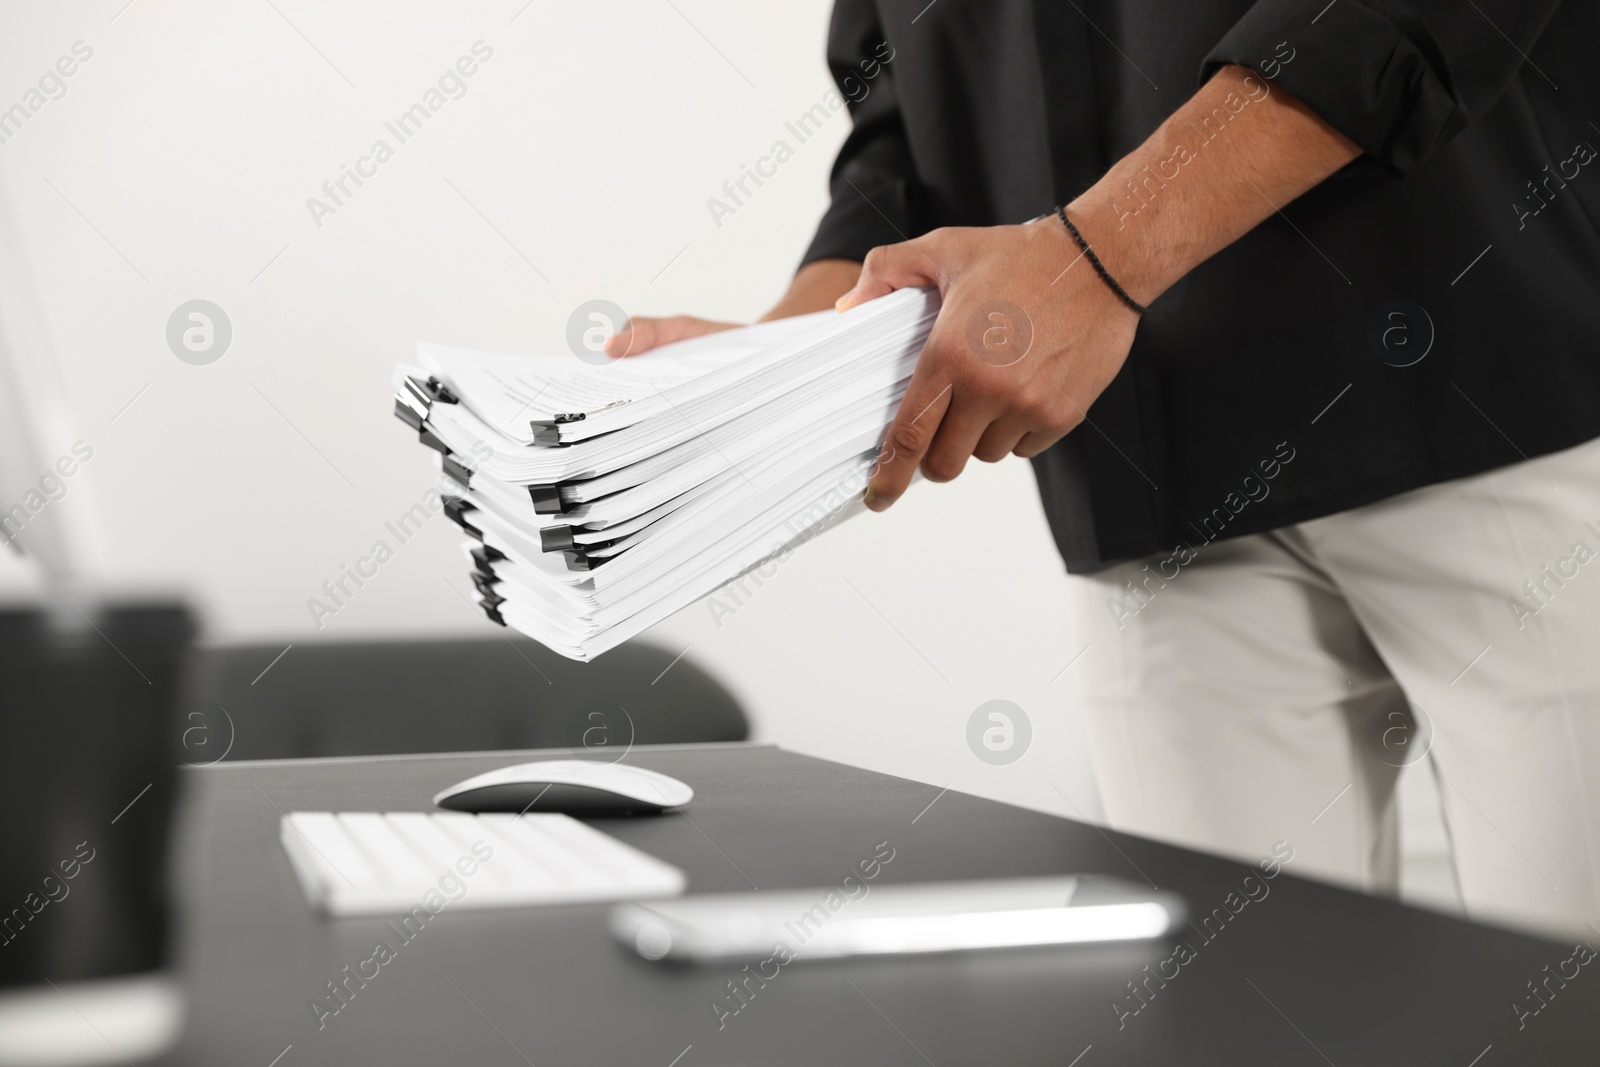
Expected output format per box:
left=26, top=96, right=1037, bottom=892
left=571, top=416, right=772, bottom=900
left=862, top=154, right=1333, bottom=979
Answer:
left=802, top=0, right=1600, bottom=572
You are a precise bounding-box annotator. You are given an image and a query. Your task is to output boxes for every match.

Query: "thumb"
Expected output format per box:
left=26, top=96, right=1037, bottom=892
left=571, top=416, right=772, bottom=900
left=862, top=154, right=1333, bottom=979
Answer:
left=606, top=316, right=736, bottom=358
left=836, top=239, right=947, bottom=312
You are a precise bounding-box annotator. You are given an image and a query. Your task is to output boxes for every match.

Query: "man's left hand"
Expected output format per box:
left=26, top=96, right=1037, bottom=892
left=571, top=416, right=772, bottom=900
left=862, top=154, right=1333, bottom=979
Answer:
left=837, top=220, right=1141, bottom=511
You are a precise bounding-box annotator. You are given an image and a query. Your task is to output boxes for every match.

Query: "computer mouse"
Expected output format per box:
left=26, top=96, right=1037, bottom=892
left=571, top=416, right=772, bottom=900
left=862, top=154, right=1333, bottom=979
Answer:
left=432, top=759, right=694, bottom=816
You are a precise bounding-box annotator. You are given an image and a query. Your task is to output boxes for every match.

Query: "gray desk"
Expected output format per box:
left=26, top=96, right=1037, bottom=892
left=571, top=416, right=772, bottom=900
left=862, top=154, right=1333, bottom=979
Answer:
left=163, top=743, right=1597, bottom=1065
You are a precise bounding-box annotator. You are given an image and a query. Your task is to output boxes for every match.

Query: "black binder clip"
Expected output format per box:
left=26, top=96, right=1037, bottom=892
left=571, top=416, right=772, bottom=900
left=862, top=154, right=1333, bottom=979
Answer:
left=528, top=485, right=569, bottom=515
left=401, top=377, right=432, bottom=412
left=423, top=377, right=459, bottom=404
left=470, top=545, right=507, bottom=573
left=418, top=428, right=451, bottom=456
left=442, top=498, right=482, bottom=540
left=396, top=375, right=459, bottom=435
left=441, top=455, right=473, bottom=488
left=539, top=525, right=576, bottom=553
left=393, top=397, right=424, bottom=432
left=404, top=375, right=458, bottom=406
left=530, top=425, right=570, bottom=446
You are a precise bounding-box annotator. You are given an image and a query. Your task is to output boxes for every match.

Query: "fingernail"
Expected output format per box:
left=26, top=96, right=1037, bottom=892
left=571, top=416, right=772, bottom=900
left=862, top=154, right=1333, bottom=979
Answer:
left=835, top=293, right=854, bottom=312
left=863, top=487, right=888, bottom=512
left=606, top=332, right=630, bottom=357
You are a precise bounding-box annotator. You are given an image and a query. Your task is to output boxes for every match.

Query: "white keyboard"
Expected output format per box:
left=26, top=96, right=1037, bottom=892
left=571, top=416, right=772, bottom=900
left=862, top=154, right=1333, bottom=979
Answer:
left=280, top=811, right=687, bottom=916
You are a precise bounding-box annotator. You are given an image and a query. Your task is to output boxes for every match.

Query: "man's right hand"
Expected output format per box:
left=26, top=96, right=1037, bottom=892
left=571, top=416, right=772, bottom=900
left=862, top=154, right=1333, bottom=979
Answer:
left=604, top=316, right=739, bottom=358
left=602, top=258, right=863, bottom=358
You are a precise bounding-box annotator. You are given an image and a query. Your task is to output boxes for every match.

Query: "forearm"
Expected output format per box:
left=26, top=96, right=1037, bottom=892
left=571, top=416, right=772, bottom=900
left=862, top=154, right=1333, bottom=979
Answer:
left=760, top=258, right=862, bottom=320
left=1068, top=65, right=1360, bottom=306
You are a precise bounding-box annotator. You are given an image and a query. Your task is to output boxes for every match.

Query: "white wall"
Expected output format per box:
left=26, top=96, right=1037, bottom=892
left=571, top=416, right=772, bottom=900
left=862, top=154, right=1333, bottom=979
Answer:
left=0, top=1, right=1103, bottom=823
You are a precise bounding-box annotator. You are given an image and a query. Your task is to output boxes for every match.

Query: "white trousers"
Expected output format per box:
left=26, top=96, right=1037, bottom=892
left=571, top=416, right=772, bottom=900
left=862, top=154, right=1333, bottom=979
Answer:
left=1071, top=435, right=1600, bottom=942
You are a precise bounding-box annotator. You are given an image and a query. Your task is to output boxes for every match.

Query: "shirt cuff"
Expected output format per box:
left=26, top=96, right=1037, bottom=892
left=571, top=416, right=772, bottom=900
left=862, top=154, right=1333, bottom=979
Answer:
left=1201, top=0, right=1465, bottom=176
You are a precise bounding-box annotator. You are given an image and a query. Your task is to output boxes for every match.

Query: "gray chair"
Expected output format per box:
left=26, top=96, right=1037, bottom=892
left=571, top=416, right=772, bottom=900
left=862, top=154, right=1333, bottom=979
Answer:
left=181, top=637, right=747, bottom=762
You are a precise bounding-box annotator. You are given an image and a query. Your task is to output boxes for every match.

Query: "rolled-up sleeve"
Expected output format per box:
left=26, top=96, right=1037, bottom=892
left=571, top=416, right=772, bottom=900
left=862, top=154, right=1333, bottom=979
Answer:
left=1202, top=0, right=1564, bottom=175
left=801, top=0, right=921, bottom=266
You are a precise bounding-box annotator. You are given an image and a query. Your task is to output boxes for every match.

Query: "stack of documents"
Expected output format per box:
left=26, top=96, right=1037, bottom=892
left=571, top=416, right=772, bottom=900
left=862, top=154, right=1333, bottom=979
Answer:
left=392, top=288, right=939, bottom=660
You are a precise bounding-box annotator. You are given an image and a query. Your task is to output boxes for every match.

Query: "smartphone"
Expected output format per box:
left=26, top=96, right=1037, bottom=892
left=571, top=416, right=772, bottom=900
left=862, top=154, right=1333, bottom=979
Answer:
left=610, top=875, right=1186, bottom=963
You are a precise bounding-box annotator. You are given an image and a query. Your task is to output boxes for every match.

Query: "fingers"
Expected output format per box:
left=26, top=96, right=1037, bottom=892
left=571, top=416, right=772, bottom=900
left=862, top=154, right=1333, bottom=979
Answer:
left=973, top=418, right=1030, bottom=463
left=864, top=372, right=952, bottom=511
left=1011, top=380, right=1087, bottom=458
left=605, top=316, right=736, bottom=358
left=836, top=239, right=947, bottom=312
left=865, top=359, right=1079, bottom=509
left=920, top=396, right=995, bottom=482
left=868, top=379, right=1068, bottom=506
left=1012, top=429, right=1063, bottom=459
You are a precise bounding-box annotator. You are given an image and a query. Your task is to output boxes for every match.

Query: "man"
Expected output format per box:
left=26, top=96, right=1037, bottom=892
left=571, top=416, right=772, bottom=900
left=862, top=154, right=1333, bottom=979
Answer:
left=610, top=1, right=1599, bottom=940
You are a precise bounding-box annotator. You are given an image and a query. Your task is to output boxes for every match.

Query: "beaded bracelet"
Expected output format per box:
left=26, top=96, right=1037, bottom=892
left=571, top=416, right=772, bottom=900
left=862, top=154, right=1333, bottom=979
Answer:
left=1056, top=205, right=1149, bottom=315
